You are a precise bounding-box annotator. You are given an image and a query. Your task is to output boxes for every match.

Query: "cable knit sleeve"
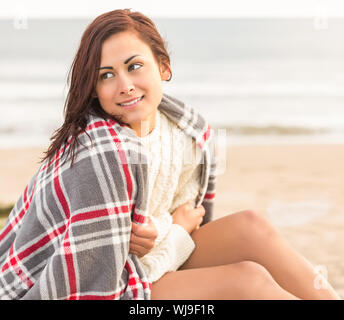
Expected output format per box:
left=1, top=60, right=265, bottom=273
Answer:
left=139, top=223, right=195, bottom=283
left=149, top=213, right=172, bottom=246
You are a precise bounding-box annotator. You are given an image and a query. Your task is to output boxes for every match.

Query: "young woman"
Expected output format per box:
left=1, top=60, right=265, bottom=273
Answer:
left=0, top=9, right=341, bottom=300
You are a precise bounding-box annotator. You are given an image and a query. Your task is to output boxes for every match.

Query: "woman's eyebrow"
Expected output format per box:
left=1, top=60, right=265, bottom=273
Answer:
left=98, top=54, right=141, bottom=70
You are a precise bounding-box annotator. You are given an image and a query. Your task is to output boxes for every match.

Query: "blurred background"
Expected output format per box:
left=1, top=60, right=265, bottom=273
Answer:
left=0, top=0, right=344, bottom=147
left=0, top=0, right=343, bottom=296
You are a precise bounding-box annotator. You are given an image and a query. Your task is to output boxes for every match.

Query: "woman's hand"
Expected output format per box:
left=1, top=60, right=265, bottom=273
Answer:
left=172, top=201, right=205, bottom=234
left=129, top=216, right=158, bottom=258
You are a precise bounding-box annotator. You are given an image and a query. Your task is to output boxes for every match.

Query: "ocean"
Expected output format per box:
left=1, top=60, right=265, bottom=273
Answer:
left=1, top=17, right=344, bottom=147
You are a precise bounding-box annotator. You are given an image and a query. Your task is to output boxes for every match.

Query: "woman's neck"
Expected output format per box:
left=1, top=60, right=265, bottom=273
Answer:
left=131, top=111, right=158, bottom=137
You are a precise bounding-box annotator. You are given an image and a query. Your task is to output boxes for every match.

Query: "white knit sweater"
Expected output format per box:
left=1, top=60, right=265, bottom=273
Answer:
left=138, top=109, right=202, bottom=283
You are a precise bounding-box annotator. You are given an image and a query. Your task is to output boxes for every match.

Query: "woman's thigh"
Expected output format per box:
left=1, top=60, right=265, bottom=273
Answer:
left=151, top=261, right=297, bottom=300
left=180, top=210, right=277, bottom=270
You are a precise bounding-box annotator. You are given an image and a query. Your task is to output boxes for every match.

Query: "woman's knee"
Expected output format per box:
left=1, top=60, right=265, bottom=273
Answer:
left=234, top=261, right=273, bottom=282
left=230, top=209, right=277, bottom=241
left=228, top=261, right=278, bottom=296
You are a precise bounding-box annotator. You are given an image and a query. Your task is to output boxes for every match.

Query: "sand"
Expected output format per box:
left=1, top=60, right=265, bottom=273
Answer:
left=0, top=144, right=343, bottom=297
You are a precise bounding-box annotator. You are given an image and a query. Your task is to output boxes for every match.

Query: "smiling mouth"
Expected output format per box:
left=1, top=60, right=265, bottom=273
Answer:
left=117, top=95, right=144, bottom=107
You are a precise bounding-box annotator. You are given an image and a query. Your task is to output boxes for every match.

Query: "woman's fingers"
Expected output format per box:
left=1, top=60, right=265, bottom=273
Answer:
left=131, top=217, right=158, bottom=240
left=129, top=242, right=149, bottom=258
left=130, top=232, right=155, bottom=250
left=196, top=205, right=205, bottom=216
left=193, top=205, right=205, bottom=230
left=192, top=205, right=205, bottom=219
left=130, top=217, right=158, bottom=257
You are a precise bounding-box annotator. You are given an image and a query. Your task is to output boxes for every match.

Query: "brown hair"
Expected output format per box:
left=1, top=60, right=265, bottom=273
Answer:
left=42, top=9, right=172, bottom=165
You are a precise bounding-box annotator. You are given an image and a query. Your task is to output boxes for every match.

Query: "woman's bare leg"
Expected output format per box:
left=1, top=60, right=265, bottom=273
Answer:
left=151, top=261, right=299, bottom=300
left=180, top=210, right=341, bottom=300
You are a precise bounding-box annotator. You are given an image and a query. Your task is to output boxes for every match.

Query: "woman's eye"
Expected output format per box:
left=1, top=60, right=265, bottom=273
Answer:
left=100, top=72, right=114, bottom=80
left=129, top=63, right=142, bottom=71
left=100, top=64, right=141, bottom=80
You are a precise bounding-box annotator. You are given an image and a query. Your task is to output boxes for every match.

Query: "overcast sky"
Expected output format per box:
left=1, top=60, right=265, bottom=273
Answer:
left=1, top=0, right=344, bottom=18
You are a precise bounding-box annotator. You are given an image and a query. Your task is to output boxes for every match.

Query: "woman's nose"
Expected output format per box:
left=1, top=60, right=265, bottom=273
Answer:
left=121, top=85, right=135, bottom=95
left=118, top=74, right=135, bottom=95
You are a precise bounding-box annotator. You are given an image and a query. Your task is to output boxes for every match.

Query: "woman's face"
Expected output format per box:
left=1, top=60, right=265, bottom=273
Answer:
left=95, top=31, right=170, bottom=136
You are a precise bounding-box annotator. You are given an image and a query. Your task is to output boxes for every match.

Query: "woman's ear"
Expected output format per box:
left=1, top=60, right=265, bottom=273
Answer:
left=160, top=64, right=172, bottom=81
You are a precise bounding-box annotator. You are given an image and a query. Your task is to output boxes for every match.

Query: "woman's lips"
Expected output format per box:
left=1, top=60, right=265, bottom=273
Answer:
left=118, top=95, right=144, bottom=109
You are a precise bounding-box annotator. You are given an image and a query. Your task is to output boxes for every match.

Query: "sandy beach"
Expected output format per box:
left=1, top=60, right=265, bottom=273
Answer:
left=0, top=144, right=343, bottom=297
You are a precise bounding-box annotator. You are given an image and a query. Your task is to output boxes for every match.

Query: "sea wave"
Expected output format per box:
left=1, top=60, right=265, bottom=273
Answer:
left=165, top=82, right=344, bottom=98
left=1, top=80, right=344, bottom=101
left=212, top=125, right=331, bottom=135
left=0, top=82, right=68, bottom=101
left=0, top=60, right=70, bottom=81
left=0, top=123, right=332, bottom=136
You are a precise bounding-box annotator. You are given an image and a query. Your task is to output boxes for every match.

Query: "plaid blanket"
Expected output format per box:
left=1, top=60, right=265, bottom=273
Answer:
left=0, top=93, right=217, bottom=300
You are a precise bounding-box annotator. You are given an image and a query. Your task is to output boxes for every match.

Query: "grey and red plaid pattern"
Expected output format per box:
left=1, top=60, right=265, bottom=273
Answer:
left=0, top=93, right=217, bottom=299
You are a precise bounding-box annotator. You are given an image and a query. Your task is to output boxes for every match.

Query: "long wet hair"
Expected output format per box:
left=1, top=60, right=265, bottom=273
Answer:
left=42, top=9, right=172, bottom=166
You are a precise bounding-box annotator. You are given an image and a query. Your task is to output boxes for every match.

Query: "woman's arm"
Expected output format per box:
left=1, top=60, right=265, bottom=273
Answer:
left=129, top=138, right=203, bottom=258
left=139, top=202, right=205, bottom=283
